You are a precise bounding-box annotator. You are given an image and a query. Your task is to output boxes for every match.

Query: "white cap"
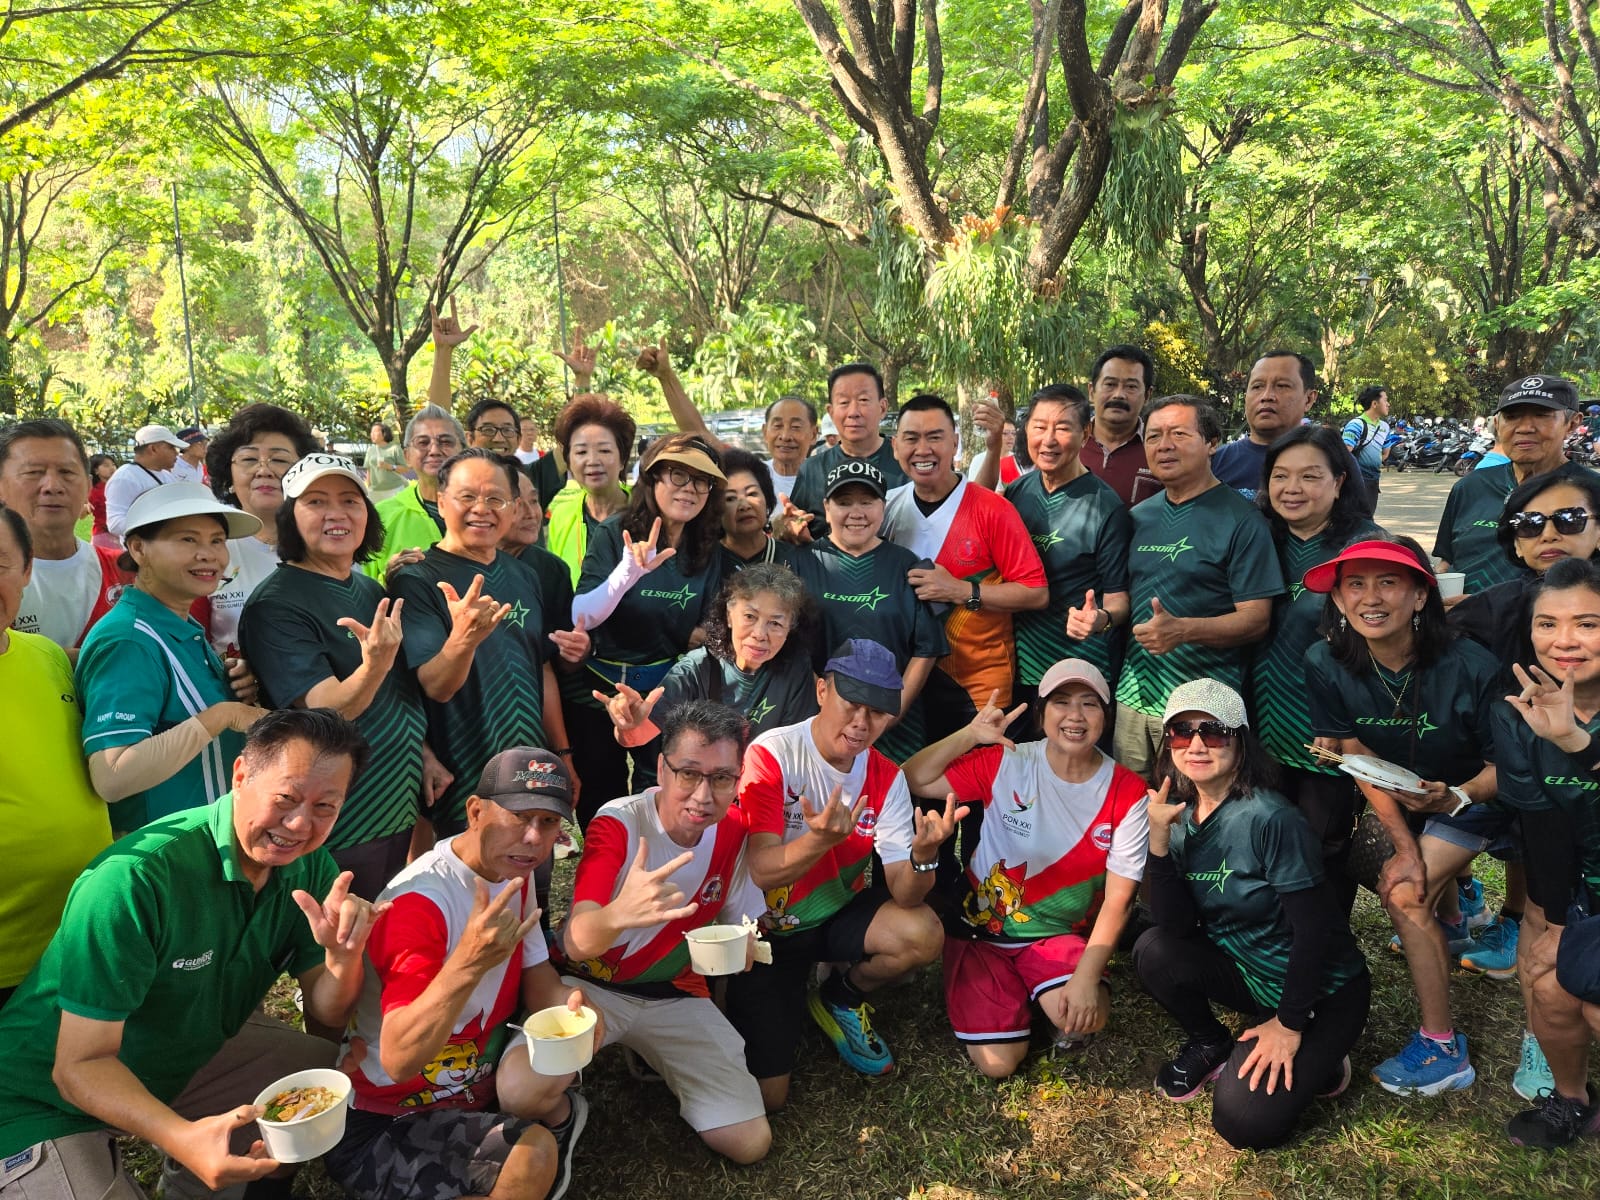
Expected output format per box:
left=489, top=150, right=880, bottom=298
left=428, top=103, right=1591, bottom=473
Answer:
left=124, top=481, right=262, bottom=540
left=281, top=453, right=369, bottom=500
left=820, top=415, right=839, bottom=436
left=135, top=424, right=189, bottom=450
left=1037, top=658, right=1110, bottom=704
left=1161, top=678, right=1249, bottom=729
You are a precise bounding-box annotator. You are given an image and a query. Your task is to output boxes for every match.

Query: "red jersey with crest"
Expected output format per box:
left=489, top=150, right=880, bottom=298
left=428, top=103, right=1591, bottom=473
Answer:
left=943, top=743, right=1149, bottom=943
left=558, top=789, right=762, bottom=997
left=882, top=478, right=1047, bottom=707
left=738, top=718, right=915, bottom=936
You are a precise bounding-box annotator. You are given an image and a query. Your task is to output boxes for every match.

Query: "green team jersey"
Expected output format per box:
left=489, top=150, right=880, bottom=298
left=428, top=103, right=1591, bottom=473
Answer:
left=789, top=441, right=908, bottom=538
left=1003, top=468, right=1132, bottom=685
left=1115, top=483, right=1284, bottom=715
left=578, top=515, right=724, bottom=666
left=390, top=547, right=549, bottom=828
left=1254, top=521, right=1382, bottom=772
left=659, top=647, right=819, bottom=736
left=1304, top=636, right=1498, bottom=789
left=1168, top=788, right=1366, bottom=1008
left=1432, top=463, right=1520, bottom=593
left=517, top=540, right=595, bottom=716
left=1491, top=702, right=1600, bottom=892
left=239, top=566, right=427, bottom=851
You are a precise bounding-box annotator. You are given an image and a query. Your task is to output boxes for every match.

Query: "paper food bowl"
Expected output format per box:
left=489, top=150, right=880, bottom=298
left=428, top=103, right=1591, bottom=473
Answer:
left=684, top=924, right=750, bottom=976
left=1435, top=571, right=1466, bottom=599
left=252, top=1068, right=352, bottom=1163
left=521, top=1004, right=598, bottom=1075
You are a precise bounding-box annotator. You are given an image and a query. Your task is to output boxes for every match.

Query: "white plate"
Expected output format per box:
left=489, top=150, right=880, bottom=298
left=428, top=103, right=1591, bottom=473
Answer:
left=1338, top=754, right=1427, bottom=796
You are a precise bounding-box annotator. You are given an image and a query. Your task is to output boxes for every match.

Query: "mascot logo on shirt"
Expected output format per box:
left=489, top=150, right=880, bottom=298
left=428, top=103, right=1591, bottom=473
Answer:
left=964, top=860, right=1031, bottom=934
left=853, top=806, right=879, bottom=838
left=402, top=1041, right=491, bottom=1107
left=699, top=875, right=724, bottom=905
left=1091, top=822, right=1114, bottom=852
left=105, top=584, right=127, bottom=606
left=760, top=884, right=802, bottom=932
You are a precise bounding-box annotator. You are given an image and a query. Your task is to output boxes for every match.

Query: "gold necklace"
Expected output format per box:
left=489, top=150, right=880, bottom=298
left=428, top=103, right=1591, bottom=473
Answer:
left=1367, top=649, right=1413, bottom=718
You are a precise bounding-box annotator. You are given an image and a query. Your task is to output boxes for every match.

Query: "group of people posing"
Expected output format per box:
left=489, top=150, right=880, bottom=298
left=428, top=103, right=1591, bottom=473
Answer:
left=0, top=325, right=1597, bottom=1200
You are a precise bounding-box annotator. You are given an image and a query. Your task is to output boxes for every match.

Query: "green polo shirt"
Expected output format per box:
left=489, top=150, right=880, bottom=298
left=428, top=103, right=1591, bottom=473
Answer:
left=390, top=547, right=549, bottom=828
left=789, top=441, right=908, bottom=538
left=362, top=483, right=445, bottom=583
left=76, top=586, right=244, bottom=834
left=1254, top=521, right=1382, bottom=772
left=578, top=515, right=724, bottom=666
left=1167, top=788, right=1366, bottom=1009
left=1004, top=468, right=1132, bottom=685
left=1491, top=703, right=1600, bottom=892
left=239, top=565, right=427, bottom=851
left=1114, top=483, right=1284, bottom=716
left=0, top=794, right=334, bottom=1157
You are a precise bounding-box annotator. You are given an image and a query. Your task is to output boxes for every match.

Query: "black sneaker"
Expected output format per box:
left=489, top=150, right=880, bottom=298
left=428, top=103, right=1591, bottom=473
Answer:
left=548, top=1088, right=590, bottom=1200
left=1506, top=1084, right=1600, bottom=1149
left=1154, top=1035, right=1233, bottom=1102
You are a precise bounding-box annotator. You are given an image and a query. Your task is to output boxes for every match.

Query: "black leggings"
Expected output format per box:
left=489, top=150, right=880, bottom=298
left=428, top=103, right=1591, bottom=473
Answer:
left=1132, top=925, right=1371, bottom=1150
left=1278, top=766, right=1361, bottom=915
left=565, top=700, right=635, bottom=830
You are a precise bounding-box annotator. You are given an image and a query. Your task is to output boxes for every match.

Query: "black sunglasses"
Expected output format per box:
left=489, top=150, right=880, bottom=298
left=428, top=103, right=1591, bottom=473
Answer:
left=1507, top=507, right=1595, bottom=539
left=1164, top=720, right=1238, bottom=749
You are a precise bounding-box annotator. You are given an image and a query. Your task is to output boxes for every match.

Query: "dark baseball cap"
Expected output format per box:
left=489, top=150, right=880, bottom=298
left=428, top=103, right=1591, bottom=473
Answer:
left=475, top=747, right=573, bottom=818
left=823, top=458, right=887, bottom=501
left=176, top=426, right=208, bottom=444
left=1495, top=374, right=1580, bottom=415
left=823, top=638, right=902, bottom=715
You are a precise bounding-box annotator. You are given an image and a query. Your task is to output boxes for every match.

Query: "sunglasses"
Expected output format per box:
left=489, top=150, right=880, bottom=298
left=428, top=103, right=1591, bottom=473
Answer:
left=1507, top=507, right=1595, bottom=539
left=1164, top=720, right=1238, bottom=749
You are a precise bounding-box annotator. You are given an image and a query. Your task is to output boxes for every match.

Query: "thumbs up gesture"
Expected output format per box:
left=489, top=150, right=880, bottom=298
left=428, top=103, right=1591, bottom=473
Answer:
left=1065, top=589, right=1105, bottom=640
left=1132, top=596, right=1184, bottom=655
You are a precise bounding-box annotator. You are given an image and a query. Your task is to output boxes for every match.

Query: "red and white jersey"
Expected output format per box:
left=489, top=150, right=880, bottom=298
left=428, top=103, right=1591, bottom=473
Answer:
left=344, top=839, right=546, bottom=1115
left=944, top=743, right=1148, bottom=943
left=738, top=718, right=914, bottom=936
left=883, top=478, right=1047, bottom=706
left=558, top=789, right=762, bottom=998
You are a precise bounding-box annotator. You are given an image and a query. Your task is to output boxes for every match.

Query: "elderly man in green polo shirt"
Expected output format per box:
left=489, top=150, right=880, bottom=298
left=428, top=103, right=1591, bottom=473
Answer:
left=0, top=708, right=385, bottom=1200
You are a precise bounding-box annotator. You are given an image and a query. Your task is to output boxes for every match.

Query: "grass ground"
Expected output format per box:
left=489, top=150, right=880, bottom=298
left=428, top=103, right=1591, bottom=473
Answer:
left=128, top=860, right=1598, bottom=1200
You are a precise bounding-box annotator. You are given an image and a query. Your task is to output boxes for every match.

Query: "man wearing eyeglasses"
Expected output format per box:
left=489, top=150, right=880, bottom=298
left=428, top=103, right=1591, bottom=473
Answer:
left=556, top=700, right=773, bottom=1166
left=1435, top=375, right=1600, bottom=596
left=724, top=639, right=964, bottom=1109
left=365, top=405, right=467, bottom=583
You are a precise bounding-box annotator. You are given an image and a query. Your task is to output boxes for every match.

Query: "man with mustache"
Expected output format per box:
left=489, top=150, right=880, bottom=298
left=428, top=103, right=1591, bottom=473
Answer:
left=1081, top=345, right=1163, bottom=507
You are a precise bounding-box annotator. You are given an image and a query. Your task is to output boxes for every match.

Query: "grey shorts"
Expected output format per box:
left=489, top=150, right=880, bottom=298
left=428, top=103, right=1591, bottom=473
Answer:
left=323, top=1106, right=537, bottom=1200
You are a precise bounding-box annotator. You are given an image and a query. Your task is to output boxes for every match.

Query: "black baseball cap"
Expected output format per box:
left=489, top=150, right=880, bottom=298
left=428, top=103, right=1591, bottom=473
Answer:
left=823, top=458, right=887, bottom=501
left=475, top=747, right=573, bottom=818
left=1495, top=374, right=1580, bottom=415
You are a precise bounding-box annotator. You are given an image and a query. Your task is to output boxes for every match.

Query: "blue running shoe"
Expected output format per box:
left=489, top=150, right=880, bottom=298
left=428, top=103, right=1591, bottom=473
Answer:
left=1458, top=877, right=1491, bottom=930
left=807, top=989, right=894, bottom=1075
left=1460, top=915, right=1519, bottom=980
left=1388, top=917, right=1474, bottom=957
left=1371, top=1031, right=1476, bottom=1096
left=1513, top=1030, right=1555, bottom=1102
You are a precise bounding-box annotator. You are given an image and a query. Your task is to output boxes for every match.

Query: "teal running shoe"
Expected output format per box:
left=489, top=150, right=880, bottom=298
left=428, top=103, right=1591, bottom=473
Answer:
left=807, top=990, right=894, bottom=1075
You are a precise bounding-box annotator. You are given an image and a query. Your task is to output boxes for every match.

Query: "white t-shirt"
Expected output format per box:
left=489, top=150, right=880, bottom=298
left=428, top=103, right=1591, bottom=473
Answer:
left=514, top=448, right=542, bottom=465
left=208, top=535, right=281, bottom=652
left=15, top=541, right=100, bottom=648
left=104, top=462, right=170, bottom=536
left=767, top=463, right=799, bottom=502
left=170, top=457, right=206, bottom=484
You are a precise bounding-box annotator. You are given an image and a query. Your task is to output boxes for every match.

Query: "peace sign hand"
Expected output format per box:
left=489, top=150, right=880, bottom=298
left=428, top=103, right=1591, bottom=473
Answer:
left=911, top=793, right=970, bottom=864
left=439, top=574, right=510, bottom=647
left=623, top=517, right=677, bottom=574
left=593, top=681, right=664, bottom=734
left=1065, top=589, right=1103, bottom=640
left=609, top=838, right=700, bottom=930
left=338, top=597, right=405, bottom=672
left=452, top=877, right=543, bottom=978
left=970, top=689, right=1027, bottom=748
left=430, top=296, right=479, bottom=350
left=800, top=785, right=869, bottom=847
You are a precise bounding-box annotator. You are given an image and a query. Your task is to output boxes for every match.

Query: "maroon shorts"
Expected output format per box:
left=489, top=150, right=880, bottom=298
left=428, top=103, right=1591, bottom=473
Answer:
left=942, top=934, right=1088, bottom=1043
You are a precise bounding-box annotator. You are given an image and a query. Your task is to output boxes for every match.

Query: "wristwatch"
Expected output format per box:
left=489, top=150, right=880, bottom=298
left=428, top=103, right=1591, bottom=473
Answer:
left=964, top=580, right=982, bottom=612
left=1447, top=787, right=1472, bottom=817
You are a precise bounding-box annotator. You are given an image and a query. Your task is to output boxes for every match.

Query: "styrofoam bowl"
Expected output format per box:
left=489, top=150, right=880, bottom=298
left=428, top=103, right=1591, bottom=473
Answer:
left=1435, top=571, right=1466, bottom=599
left=252, top=1068, right=352, bottom=1163
left=684, top=924, right=749, bottom=976
left=521, top=1004, right=598, bottom=1075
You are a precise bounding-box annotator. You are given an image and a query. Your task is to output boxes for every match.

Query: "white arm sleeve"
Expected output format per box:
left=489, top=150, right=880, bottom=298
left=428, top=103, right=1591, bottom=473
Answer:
left=570, top=552, right=647, bottom=632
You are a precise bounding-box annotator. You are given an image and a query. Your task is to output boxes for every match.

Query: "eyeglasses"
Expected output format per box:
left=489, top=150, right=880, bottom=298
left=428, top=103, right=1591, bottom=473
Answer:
left=446, top=491, right=511, bottom=511
left=657, top=466, right=714, bottom=495
left=1508, top=507, right=1595, bottom=539
left=1164, top=720, right=1238, bottom=749
left=661, top=753, right=740, bottom=797
left=232, top=452, right=297, bottom=472
left=473, top=424, right=518, bottom=439
left=410, top=435, right=460, bottom=451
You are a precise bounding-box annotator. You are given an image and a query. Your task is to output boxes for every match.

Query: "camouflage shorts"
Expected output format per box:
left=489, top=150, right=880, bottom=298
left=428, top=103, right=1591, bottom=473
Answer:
left=323, top=1106, right=536, bottom=1200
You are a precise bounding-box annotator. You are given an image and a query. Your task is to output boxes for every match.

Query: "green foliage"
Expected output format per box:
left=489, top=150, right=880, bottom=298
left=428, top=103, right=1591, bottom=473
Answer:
left=1140, top=321, right=1215, bottom=399
left=688, top=302, right=827, bottom=410
left=1343, top=325, right=1477, bottom=417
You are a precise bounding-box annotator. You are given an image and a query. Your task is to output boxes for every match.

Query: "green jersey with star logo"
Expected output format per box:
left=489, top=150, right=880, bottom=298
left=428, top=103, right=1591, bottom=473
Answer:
left=240, top=566, right=427, bottom=852
left=1169, top=789, right=1365, bottom=1008
left=1304, top=636, right=1499, bottom=794
left=390, top=547, right=551, bottom=829
left=789, top=441, right=908, bottom=539
left=659, top=647, right=819, bottom=738
left=579, top=515, right=723, bottom=666
left=1115, top=483, right=1284, bottom=716
left=1254, top=521, right=1382, bottom=772
left=1492, top=702, right=1600, bottom=894
left=1431, top=462, right=1523, bottom=593
left=1003, top=468, right=1132, bottom=685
